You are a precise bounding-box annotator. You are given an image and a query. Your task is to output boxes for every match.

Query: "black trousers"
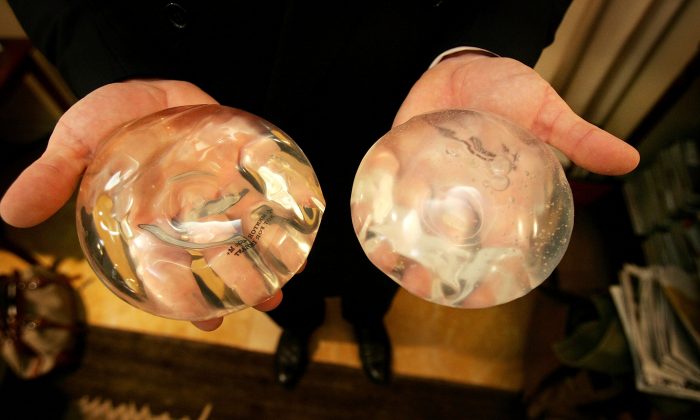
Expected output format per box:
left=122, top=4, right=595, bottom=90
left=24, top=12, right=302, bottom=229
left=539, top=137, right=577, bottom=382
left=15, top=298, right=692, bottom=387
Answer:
left=265, top=267, right=399, bottom=334
left=265, top=197, right=400, bottom=334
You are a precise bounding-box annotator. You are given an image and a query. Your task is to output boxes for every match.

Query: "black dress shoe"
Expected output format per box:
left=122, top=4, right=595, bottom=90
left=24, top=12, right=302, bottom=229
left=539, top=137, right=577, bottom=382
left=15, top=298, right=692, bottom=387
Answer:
left=274, top=329, right=311, bottom=388
left=354, top=323, right=392, bottom=384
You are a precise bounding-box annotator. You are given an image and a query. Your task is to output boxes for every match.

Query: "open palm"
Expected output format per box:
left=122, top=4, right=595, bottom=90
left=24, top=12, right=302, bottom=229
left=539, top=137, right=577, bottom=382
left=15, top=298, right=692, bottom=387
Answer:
left=394, top=53, right=639, bottom=176
left=1, top=79, right=218, bottom=228
left=0, top=80, right=280, bottom=328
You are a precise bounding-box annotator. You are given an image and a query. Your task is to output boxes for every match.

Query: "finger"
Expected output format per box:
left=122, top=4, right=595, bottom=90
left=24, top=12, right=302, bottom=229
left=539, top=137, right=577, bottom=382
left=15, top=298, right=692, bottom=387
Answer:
left=532, top=90, right=640, bottom=176
left=129, top=231, right=215, bottom=319
left=401, top=262, right=433, bottom=302
left=253, top=290, right=283, bottom=311
left=192, top=317, right=224, bottom=331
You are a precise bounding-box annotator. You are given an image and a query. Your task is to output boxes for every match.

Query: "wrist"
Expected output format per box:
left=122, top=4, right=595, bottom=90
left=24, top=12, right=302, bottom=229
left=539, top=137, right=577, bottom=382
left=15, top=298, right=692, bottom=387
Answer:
left=429, top=47, right=499, bottom=69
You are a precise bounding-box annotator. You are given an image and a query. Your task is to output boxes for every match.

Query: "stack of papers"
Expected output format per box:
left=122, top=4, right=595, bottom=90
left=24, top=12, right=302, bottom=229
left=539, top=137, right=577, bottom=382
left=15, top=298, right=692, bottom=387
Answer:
left=611, top=264, right=700, bottom=402
left=623, top=139, right=700, bottom=237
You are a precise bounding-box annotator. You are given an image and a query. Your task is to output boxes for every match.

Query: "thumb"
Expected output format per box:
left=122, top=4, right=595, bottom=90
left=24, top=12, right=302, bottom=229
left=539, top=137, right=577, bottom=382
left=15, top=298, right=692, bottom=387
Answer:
left=0, top=136, right=89, bottom=227
left=533, top=90, right=640, bottom=176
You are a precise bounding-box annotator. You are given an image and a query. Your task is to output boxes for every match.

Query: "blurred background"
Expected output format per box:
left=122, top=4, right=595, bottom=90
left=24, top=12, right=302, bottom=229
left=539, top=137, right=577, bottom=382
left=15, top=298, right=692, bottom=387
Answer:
left=0, top=0, right=699, bottom=418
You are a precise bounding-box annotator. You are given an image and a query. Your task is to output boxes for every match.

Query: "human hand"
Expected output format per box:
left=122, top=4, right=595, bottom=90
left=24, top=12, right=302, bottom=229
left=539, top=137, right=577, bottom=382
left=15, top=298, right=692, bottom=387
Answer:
left=192, top=290, right=283, bottom=331
left=1, top=79, right=220, bottom=227
left=355, top=52, right=640, bottom=307
left=394, top=51, right=640, bottom=175
left=0, top=79, right=284, bottom=329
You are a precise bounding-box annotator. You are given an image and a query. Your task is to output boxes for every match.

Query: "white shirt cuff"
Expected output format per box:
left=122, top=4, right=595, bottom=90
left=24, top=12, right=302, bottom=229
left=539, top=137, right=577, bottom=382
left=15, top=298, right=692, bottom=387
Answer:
left=429, top=47, right=499, bottom=68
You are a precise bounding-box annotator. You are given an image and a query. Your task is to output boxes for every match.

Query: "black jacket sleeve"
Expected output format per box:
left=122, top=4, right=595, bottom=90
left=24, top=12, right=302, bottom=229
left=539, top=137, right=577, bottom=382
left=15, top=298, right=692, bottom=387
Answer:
left=10, top=0, right=571, bottom=103
left=429, top=0, right=572, bottom=67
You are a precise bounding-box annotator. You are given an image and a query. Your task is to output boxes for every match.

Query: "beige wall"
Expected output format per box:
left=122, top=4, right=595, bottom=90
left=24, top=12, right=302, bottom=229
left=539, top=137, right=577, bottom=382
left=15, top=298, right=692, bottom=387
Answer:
left=0, top=0, right=26, bottom=38
left=536, top=0, right=699, bottom=144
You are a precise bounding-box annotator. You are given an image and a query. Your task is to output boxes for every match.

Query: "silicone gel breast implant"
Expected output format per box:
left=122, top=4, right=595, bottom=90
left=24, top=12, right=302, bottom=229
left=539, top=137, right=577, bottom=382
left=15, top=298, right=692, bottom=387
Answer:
left=76, top=105, right=325, bottom=320
left=351, top=109, right=573, bottom=308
